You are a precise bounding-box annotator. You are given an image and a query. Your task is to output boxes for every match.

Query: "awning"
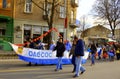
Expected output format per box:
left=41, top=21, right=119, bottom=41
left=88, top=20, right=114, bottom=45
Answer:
left=0, top=15, right=12, bottom=22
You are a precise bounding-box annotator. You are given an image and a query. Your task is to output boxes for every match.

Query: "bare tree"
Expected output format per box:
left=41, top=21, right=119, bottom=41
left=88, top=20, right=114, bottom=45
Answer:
left=78, top=15, right=88, bottom=39
left=93, top=0, right=120, bottom=38
left=80, top=15, right=87, bottom=39
left=31, top=0, right=63, bottom=48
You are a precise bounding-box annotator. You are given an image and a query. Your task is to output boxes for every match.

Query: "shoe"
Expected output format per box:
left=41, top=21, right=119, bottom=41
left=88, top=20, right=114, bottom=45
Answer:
left=80, top=70, right=85, bottom=74
left=90, top=63, right=95, bottom=66
left=73, top=74, right=79, bottom=78
left=72, top=70, right=75, bottom=73
left=60, top=68, right=62, bottom=70
left=35, top=63, right=38, bottom=66
left=54, top=69, right=59, bottom=71
left=27, top=62, right=31, bottom=66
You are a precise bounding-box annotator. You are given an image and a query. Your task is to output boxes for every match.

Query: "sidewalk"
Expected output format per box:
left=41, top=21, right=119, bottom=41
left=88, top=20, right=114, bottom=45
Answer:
left=0, top=50, right=18, bottom=59
left=0, top=59, right=20, bottom=61
left=0, top=50, right=15, bottom=53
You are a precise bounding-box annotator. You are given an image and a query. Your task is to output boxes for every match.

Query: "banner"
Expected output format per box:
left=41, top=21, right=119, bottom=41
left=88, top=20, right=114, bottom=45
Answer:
left=10, top=43, right=89, bottom=65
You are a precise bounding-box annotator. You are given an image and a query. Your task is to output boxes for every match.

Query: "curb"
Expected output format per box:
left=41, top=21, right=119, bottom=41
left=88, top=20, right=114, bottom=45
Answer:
left=0, top=59, right=20, bottom=61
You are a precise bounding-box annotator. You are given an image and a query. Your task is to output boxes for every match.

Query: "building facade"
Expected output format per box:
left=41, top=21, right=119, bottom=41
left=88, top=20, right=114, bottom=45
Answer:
left=0, top=0, right=14, bottom=42
left=115, top=28, right=120, bottom=42
left=80, top=25, right=111, bottom=45
left=0, top=0, right=79, bottom=44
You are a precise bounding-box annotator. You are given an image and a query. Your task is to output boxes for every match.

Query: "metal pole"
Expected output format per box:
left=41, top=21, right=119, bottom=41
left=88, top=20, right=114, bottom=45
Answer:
left=64, top=0, right=68, bottom=40
left=66, top=0, right=68, bottom=40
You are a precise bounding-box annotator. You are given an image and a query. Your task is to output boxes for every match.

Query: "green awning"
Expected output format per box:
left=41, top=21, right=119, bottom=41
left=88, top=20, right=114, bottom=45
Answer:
left=0, top=15, right=12, bottom=21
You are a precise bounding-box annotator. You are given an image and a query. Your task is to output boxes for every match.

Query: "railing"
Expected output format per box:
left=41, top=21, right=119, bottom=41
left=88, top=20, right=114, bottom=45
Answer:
left=69, top=19, right=79, bottom=28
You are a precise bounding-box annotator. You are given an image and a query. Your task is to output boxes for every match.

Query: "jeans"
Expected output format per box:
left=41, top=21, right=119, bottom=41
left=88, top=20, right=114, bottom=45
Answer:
left=75, top=56, right=85, bottom=76
left=91, top=54, right=95, bottom=64
left=116, top=53, right=120, bottom=60
left=56, top=57, right=62, bottom=70
left=72, top=55, right=76, bottom=71
left=109, top=55, right=114, bottom=61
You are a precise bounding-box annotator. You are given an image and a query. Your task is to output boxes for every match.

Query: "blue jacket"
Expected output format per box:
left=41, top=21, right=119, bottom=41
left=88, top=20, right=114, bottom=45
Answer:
left=49, top=44, right=55, bottom=50
left=65, top=42, right=72, bottom=51
left=75, top=39, right=84, bottom=56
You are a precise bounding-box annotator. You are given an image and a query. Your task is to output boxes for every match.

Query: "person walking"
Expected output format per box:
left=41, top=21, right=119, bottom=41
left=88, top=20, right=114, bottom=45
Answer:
left=28, top=38, right=35, bottom=66
left=69, top=38, right=76, bottom=73
left=49, top=40, right=56, bottom=50
left=64, top=39, right=72, bottom=52
left=116, top=47, right=120, bottom=60
left=90, top=42, right=97, bottom=66
left=108, top=43, right=115, bottom=61
left=53, top=38, right=65, bottom=71
left=73, top=36, right=86, bottom=78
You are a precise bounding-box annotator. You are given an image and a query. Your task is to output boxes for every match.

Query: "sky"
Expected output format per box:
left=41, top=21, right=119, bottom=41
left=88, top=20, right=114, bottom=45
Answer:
left=76, top=0, right=96, bottom=28
left=76, top=0, right=120, bottom=30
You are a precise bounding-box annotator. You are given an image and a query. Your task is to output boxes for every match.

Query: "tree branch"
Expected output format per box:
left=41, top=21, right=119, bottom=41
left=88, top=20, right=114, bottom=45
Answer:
left=31, top=0, right=44, bottom=11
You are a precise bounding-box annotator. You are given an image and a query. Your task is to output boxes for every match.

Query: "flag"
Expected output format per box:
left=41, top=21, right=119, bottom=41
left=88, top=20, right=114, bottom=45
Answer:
left=64, top=17, right=67, bottom=28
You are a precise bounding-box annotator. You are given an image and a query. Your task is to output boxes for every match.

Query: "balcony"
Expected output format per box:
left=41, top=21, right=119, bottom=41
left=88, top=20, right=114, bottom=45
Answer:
left=71, top=0, right=79, bottom=8
left=69, top=19, right=80, bottom=28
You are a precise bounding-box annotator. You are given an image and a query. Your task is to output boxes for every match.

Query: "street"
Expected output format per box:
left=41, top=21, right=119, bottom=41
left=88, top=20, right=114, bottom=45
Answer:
left=0, top=59, right=120, bottom=79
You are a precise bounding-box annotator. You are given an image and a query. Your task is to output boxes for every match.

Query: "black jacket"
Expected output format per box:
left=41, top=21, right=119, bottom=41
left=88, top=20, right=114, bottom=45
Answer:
left=54, top=41, right=65, bottom=57
left=90, top=44, right=97, bottom=54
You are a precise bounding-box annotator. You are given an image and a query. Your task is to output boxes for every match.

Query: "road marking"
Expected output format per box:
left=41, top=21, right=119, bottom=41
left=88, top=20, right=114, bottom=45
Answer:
left=0, top=68, right=40, bottom=73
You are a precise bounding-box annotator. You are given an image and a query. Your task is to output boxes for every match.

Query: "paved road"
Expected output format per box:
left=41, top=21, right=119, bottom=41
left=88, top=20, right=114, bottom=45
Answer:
left=0, top=59, right=120, bottom=79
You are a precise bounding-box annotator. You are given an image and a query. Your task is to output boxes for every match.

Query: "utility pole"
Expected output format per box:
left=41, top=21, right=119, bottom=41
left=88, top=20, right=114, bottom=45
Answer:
left=12, top=0, right=14, bottom=43
left=64, top=0, right=68, bottom=40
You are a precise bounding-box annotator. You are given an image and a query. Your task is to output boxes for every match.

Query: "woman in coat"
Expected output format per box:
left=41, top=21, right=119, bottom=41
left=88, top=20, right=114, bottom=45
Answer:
left=69, top=39, right=76, bottom=73
left=53, top=38, right=65, bottom=71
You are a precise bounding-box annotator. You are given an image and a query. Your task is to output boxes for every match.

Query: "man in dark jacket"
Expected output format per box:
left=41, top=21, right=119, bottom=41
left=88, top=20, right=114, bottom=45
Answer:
left=73, top=36, right=86, bottom=78
left=53, top=38, right=65, bottom=71
left=90, top=42, right=97, bottom=65
left=28, top=38, right=35, bottom=66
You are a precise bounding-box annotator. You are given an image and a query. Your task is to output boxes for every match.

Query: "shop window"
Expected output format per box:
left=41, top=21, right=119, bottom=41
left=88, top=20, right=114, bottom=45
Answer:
left=42, top=27, right=49, bottom=43
left=33, top=34, right=41, bottom=39
left=24, top=30, right=31, bottom=41
left=33, top=25, right=42, bottom=39
left=0, top=22, right=6, bottom=36
left=24, top=24, right=32, bottom=41
left=0, top=29, right=5, bottom=36
left=43, top=31, right=49, bottom=43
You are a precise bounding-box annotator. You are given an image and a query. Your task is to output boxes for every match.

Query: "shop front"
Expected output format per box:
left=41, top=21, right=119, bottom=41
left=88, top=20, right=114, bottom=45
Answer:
left=0, top=15, right=13, bottom=50
left=0, top=15, right=13, bottom=42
